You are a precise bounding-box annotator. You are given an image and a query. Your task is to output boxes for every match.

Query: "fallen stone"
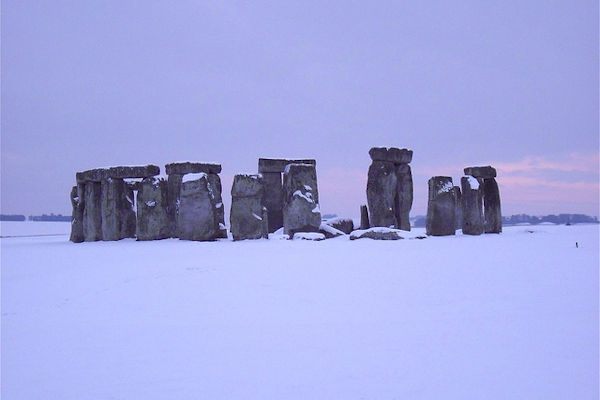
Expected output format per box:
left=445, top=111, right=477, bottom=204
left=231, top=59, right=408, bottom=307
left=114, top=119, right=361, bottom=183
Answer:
left=464, top=166, right=497, bottom=179
left=258, top=158, right=316, bottom=173
left=136, top=178, right=170, bottom=241
left=82, top=182, right=102, bottom=241
left=69, top=184, right=84, bottom=243
left=349, top=227, right=404, bottom=240
left=230, top=174, right=268, bottom=241
left=461, top=176, right=484, bottom=235
left=426, top=176, right=456, bottom=236
left=177, top=175, right=219, bottom=241
left=165, top=162, right=222, bottom=175
left=324, top=217, right=354, bottom=234
left=293, top=232, right=326, bottom=241
left=319, top=223, right=345, bottom=238
left=366, top=160, right=397, bottom=228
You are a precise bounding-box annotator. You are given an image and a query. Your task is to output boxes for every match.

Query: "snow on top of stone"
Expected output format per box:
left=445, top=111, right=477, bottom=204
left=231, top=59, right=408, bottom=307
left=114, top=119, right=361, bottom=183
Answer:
left=293, top=190, right=314, bottom=203
left=312, top=205, right=321, bottom=214
left=252, top=213, right=263, bottom=221
left=304, top=184, right=313, bottom=191
left=437, top=181, right=454, bottom=194
left=292, top=232, right=325, bottom=241
left=182, top=173, right=208, bottom=183
left=319, top=223, right=345, bottom=235
left=466, top=176, right=479, bottom=190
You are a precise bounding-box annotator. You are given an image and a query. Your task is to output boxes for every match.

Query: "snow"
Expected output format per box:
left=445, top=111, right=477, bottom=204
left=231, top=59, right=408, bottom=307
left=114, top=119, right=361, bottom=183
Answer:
left=252, top=212, right=263, bottom=221
left=182, top=172, right=207, bottom=183
left=145, top=200, right=156, bottom=207
left=292, top=190, right=314, bottom=203
left=1, top=222, right=598, bottom=399
left=292, top=232, right=326, bottom=241
left=466, top=175, right=480, bottom=190
left=437, top=181, right=454, bottom=194
left=318, top=223, right=345, bottom=236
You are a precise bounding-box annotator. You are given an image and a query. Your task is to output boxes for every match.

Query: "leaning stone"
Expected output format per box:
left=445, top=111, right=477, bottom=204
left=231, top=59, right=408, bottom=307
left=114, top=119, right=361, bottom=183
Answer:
left=349, top=227, right=404, bottom=240
left=464, top=166, right=497, bottom=179
left=177, top=175, right=219, bottom=241
left=394, top=163, right=413, bottom=231
left=282, top=164, right=321, bottom=236
left=452, top=186, right=463, bottom=230
left=319, top=223, right=345, bottom=238
left=461, top=176, right=483, bottom=235
left=262, top=172, right=284, bottom=233
left=366, top=160, right=397, bottom=228
left=258, top=158, right=316, bottom=173
left=165, top=162, right=222, bottom=175
left=426, top=176, right=456, bottom=236
left=207, top=173, right=227, bottom=238
left=230, top=174, right=268, bottom=241
left=482, top=178, right=502, bottom=233
left=82, top=182, right=102, bottom=241
left=69, top=184, right=85, bottom=243
left=136, top=178, right=170, bottom=241
left=360, top=204, right=370, bottom=229
left=324, top=217, right=354, bottom=234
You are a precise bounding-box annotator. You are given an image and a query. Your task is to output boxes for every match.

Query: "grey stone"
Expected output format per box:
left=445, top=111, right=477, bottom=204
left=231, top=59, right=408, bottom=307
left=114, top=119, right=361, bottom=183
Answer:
left=165, top=162, right=222, bottom=175
left=461, top=177, right=484, bottom=235
left=262, top=172, right=283, bottom=233
left=394, top=164, right=413, bottom=231
left=82, top=182, right=102, bottom=241
left=69, top=184, right=84, bottom=243
left=258, top=158, right=316, bottom=173
left=482, top=178, right=502, bottom=233
left=136, top=178, right=170, bottom=241
left=76, top=165, right=159, bottom=183
left=350, top=228, right=404, bottom=240
left=177, top=176, right=219, bottom=241
left=101, top=178, right=135, bottom=241
left=369, top=147, right=413, bottom=163
left=464, top=166, right=497, bottom=179
left=282, top=164, right=321, bottom=236
left=366, top=160, right=397, bottom=228
left=452, top=186, right=463, bottom=230
left=426, top=176, right=456, bottom=236
left=360, top=205, right=370, bottom=229
left=324, top=218, right=354, bottom=234
left=293, top=232, right=326, bottom=241
left=207, top=173, right=227, bottom=238
left=230, top=174, right=268, bottom=241
left=319, top=223, right=346, bottom=239
left=120, top=184, right=137, bottom=239
left=166, top=174, right=183, bottom=237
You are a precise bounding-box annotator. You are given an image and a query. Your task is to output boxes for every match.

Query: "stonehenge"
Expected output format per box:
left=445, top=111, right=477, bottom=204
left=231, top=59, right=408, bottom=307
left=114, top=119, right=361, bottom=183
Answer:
left=366, top=147, right=413, bottom=231
left=68, top=152, right=503, bottom=243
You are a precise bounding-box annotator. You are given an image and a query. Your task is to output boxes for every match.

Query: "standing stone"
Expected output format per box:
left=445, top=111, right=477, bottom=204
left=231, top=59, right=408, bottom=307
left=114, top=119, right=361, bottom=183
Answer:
left=452, top=186, right=463, bottom=230
left=426, top=176, right=456, bottom=236
left=282, top=164, right=321, bottom=236
left=261, top=172, right=283, bottom=233
left=461, top=176, right=484, bottom=235
left=120, top=184, right=136, bottom=239
left=395, top=163, right=413, bottom=231
left=101, top=178, right=132, bottom=241
left=360, top=205, right=370, bottom=229
left=166, top=174, right=183, bottom=237
left=207, top=173, right=227, bottom=238
left=230, top=174, right=269, bottom=240
left=177, top=175, right=219, bottom=241
left=82, top=182, right=102, bottom=241
left=69, top=184, right=85, bottom=243
left=482, top=178, right=502, bottom=233
left=366, top=160, right=397, bottom=228
left=136, top=178, right=170, bottom=241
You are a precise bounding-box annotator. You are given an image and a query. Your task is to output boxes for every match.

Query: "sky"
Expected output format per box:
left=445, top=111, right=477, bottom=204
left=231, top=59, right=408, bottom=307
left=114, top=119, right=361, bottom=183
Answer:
left=1, top=0, right=598, bottom=218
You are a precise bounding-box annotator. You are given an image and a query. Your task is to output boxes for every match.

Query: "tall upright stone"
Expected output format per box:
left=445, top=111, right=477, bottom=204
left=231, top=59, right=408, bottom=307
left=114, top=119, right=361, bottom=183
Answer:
left=230, top=174, right=269, bottom=241
left=426, top=176, right=456, bottom=236
left=461, top=176, right=484, bottom=235
left=452, top=186, right=463, bottom=230
left=101, top=178, right=135, bottom=241
left=166, top=174, right=183, bottom=237
left=395, top=163, right=413, bottom=231
left=177, top=175, right=220, bottom=241
left=207, top=173, right=227, bottom=238
left=282, top=163, right=321, bottom=236
left=69, top=184, right=85, bottom=243
left=360, top=204, right=370, bottom=229
left=82, top=182, right=102, bottom=241
left=136, top=178, right=170, bottom=241
left=464, top=166, right=501, bottom=234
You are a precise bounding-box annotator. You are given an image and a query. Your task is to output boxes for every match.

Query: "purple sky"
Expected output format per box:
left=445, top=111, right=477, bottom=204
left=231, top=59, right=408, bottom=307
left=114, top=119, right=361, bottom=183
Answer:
left=2, top=1, right=598, bottom=218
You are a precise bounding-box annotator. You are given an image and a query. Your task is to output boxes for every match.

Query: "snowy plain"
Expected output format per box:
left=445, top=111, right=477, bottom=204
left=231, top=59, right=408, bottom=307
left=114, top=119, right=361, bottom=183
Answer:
left=1, top=221, right=598, bottom=399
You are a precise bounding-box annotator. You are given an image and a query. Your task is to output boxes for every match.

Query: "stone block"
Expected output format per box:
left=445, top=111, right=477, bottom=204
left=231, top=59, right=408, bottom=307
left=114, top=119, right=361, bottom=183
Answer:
left=366, top=160, right=397, bottom=228
left=258, top=158, right=316, bottom=173
left=136, top=178, right=170, bottom=241
left=426, top=176, right=456, bottom=236
left=464, top=166, right=497, bottom=179
left=177, top=176, right=219, bottom=241
left=69, top=184, right=85, bottom=243
left=461, top=176, right=483, bottom=235
left=82, top=182, right=102, bottom=241
left=165, top=162, right=222, bottom=175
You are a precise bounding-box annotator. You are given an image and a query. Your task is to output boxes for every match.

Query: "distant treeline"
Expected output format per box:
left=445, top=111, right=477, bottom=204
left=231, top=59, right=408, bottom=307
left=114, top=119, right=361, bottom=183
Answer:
left=0, top=214, right=26, bottom=221
left=411, top=213, right=598, bottom=228
left=0, top=214, right=71, bottom=222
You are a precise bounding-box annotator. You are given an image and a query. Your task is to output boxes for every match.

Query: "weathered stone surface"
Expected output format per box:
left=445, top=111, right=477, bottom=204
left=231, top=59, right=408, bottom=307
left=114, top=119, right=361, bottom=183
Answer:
left=282, top=164, right=321, bottom=236
left=69, top=184, right=85, bottom=243
left=452, top=186, right=463, bottom=230
left=262, top=172, right=283, bottom=233
left=207, top=173, right=227, bottom=239
left=82, top=182, right=102, bottom=241
left=177, top=176, right=219, bottom=241
left=76, top=165, right=159, bottom=183
left=165, top=162, right=222, bottom=175
left=230, top=174, right=268, bottom=241
left=394, top=164, right=413, bottom=231
left=461, top=176, right=484, bottom=235
left=369, top=147, right=413, bottom=164
left=324, top=217, right=354, bottom=234
left=426, top=176, right=456, bottom=236
left=360, top=205, right=370, bottom=229
left=349, top=227, right=404, bottom=240
left=482, top=178, right=502, bottom=233
left=319, top=223, right=346, bottom=238
left=464, top=166, right=497, bottom=179
left=166, top=174, right=183, bottom=237
left=136, top=178, right=170, bottom=241
left=366, top=160, right=397, bottom=228
left=101, top=178, right=135, bottom=241
left=293, top=232, right=326, bottom=241
left=258, top=158, right=316, bottom=173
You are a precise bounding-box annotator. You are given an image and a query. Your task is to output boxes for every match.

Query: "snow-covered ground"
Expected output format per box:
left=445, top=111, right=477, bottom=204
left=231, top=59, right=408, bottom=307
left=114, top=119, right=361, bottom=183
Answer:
left=1, top=222, right=598, bottom=399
